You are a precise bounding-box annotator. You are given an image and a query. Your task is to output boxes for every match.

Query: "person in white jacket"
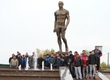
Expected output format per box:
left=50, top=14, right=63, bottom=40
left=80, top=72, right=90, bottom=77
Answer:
left=10, top=56, right=18, bottom=68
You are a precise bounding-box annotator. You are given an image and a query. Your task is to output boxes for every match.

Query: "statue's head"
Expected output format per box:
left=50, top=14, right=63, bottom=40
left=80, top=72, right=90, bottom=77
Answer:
left=58, top=1, right=64, bottom=9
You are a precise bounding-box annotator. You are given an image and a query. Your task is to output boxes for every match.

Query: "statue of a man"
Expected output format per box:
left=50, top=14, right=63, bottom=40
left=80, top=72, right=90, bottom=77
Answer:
left=53, top=1, right=70, bottom=52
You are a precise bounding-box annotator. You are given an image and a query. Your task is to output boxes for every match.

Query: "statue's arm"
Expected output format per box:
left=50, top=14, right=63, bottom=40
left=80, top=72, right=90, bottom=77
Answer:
left=53, top=12, right=57, bottom=32
left=65, top=11, right=70, bottom=28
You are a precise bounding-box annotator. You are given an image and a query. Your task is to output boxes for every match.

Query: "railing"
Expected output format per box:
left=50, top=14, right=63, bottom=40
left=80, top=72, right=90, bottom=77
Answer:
left=0, top=64, right=10, bottom=68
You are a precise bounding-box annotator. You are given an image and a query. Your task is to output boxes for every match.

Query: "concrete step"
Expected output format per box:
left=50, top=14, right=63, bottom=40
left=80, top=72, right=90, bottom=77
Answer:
left=0, top=78, right=60, bottom=80
left=0, top=74, right=60, bottom=80
left=0, top=69, right=59, bottom=76
left=0, top=68, right=60, bottom=80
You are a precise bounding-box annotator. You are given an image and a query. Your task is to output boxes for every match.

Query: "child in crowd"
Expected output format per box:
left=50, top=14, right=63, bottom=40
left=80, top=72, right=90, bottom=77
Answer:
left=88, top=51, right=97, bottom=79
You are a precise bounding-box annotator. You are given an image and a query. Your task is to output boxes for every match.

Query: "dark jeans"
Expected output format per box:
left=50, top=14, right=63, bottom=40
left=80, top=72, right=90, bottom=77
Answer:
left=44, top=61, right=50, bottom=68
left=11, top=65, right=17, bottom=68
left=96, top=57, right=100, bottom=71
left=69, top=64, right=76, bottom=78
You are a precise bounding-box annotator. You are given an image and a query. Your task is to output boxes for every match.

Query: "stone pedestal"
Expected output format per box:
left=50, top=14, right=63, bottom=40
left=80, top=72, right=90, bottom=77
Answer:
left=56, top=52, right=68, bottom=54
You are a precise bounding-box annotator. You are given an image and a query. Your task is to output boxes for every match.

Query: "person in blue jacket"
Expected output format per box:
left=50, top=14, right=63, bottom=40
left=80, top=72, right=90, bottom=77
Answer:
left=44, top=54, right=50, bottom=68
left=21, top=55, right=26, bottom=68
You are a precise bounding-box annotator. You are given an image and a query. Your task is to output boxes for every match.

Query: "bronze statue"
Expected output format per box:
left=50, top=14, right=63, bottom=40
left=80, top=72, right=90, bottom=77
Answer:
left=53, top=1, right=70, bottom=52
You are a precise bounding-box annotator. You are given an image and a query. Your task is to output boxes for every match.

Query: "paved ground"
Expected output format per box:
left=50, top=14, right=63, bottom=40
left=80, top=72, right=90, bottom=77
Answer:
left=60, top=67, right=108, bottom=80
left=103, top=73, right=110, bottom=80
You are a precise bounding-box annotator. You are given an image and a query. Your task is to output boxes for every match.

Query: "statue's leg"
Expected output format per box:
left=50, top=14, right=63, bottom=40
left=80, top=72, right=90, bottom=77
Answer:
left=56, top=28, right=62, bottom=52
left=61, top=29, right=68, bottom=52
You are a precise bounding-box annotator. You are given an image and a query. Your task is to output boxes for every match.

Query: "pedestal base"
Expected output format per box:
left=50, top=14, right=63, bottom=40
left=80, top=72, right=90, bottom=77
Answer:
left=56, top=52, right=68, bottom=54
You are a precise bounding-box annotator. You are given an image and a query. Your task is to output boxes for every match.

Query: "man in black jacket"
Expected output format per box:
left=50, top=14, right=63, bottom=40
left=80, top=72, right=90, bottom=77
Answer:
left=17, top=54, right=22, bottom=66
left=93, top=46, right=102, bottom=71
left=56, top=56, right=63, bottom=68
left=49, top=54, right=56, bottom=68
left=64, top=53, right=68, bottom=67
left=68, top=51, right=76, bottom=79
left=88, top=51, right=97, bottom=79
left=37, top=54, right=44, bottom=68
left=68, top=51, right=73, bottom=71
left=74, top=53, right=83, bottom=80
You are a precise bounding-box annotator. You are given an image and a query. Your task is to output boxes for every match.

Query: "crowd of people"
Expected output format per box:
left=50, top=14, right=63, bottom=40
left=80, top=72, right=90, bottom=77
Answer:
left=9, top=46, right=102, bottom=80
left=9, top=51, right=69, bottom=69
left=67, top=46, right=102, bottom=80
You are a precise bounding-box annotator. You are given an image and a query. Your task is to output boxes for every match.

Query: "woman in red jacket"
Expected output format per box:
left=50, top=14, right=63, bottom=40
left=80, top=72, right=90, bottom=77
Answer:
left=82, top=52, right=88, bottom=79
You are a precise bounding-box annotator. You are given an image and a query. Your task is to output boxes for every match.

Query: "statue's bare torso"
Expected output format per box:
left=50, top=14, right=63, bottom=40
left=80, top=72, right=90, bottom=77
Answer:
left=55, top=9, right=69, bottom=29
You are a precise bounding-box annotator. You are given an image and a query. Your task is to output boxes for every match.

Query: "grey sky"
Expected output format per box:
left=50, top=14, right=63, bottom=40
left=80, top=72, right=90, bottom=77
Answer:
left=0, top=0, right=110, bottom=64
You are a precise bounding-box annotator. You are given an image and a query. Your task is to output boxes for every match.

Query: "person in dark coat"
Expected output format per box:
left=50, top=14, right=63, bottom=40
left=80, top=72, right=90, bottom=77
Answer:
left=53, top=54, right=58, bottom=68
left=64, top=53, right=68, bottom=67
left=37, top=54, right=44, bottom=68
left=74, top=52, right=83, bottom=80
left=17, top=54, right=22, bottom=66
left=28, top=55, right=33, bottom=68
left=68, top=51, right=74, bottom=78
left=60, top=54, right=65, bottom=66
left=93, top=46, right=102, bottom=71
left=88, top=50, right=97, bottom=79
left=56, top=56, right=63, bottom=68
left=49, top=54, right=55, bottom=67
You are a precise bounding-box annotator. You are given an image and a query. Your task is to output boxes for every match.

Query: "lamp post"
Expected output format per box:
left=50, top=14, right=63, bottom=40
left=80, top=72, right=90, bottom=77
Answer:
left=107, top=52, right=109, bottom=67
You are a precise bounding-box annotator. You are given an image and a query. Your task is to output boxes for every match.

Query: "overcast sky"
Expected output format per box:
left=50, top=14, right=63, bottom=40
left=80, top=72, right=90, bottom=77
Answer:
left=0, top=0, right=110, bottom=64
